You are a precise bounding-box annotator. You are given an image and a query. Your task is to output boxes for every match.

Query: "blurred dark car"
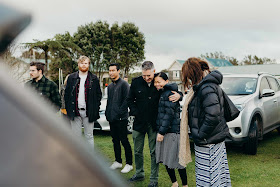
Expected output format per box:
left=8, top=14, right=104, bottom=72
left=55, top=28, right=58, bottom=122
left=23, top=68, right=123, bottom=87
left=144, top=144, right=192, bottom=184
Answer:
left=0, top=3, right=127, bottom=186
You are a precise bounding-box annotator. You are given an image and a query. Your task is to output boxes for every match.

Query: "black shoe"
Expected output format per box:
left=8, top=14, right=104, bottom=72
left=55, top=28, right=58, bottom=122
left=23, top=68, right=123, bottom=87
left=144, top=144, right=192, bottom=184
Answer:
left=128, top=174, right=145, bottom=182
left=148, top=181, right=158, bottom=187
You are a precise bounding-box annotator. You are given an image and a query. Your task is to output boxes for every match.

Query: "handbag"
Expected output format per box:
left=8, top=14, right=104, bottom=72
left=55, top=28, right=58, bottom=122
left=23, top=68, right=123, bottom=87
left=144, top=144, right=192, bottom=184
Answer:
left=222, top=90, right=240, bottom=122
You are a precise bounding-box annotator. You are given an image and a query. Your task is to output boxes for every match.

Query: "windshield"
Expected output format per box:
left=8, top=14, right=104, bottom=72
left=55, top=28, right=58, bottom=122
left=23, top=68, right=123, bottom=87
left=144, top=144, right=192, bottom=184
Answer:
left=221, top=77, right=257, bottom=95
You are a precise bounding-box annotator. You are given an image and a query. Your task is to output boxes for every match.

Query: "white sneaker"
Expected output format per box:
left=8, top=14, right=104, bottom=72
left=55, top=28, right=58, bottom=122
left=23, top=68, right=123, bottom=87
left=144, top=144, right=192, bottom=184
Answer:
left=110, top=161, right=122, bottom=170
left=121, top=164, right=133, bottom=173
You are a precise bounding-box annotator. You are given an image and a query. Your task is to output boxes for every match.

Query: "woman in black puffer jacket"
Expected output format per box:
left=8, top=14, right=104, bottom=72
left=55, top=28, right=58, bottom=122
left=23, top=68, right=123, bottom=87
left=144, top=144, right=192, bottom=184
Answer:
left=154, top=72, right=188, bottom=187
left=181, top=57, right=231, bottom=187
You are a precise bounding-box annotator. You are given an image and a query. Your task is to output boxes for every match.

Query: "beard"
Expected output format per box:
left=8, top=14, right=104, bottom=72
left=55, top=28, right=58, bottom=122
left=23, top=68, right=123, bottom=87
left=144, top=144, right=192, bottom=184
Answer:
left=79, top=66, right=89, bottom=72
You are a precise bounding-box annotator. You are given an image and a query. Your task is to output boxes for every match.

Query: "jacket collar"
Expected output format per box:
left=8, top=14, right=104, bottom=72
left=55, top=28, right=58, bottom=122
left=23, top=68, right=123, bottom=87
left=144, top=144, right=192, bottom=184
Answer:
left=32, top=75, right=46, bottom=83
left=113, top=77, right=121, bottom=84
left=73, top=71, right=96, bottom=80
left=140, top=76, right=155, bottom=87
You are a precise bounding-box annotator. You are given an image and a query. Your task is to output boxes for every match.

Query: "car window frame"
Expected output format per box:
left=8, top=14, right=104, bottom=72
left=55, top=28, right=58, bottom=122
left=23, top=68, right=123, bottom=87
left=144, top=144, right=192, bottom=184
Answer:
left=259, top=76, right=271, bottom=95
left=267, top=77, right=280, bottom=92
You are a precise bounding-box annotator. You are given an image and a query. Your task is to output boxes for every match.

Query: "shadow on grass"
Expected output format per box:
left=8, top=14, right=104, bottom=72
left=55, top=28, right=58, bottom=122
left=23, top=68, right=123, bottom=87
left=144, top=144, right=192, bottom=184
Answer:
left=94, top=130, right=111, bottom=136
left=226, top=129, right=280, bottom=155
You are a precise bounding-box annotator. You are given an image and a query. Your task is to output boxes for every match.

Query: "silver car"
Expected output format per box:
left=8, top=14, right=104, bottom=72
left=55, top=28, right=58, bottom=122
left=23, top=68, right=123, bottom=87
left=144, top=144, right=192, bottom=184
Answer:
left=94, top=94, right=134, bottom=133
left=221, top=73, right=280, bottom=155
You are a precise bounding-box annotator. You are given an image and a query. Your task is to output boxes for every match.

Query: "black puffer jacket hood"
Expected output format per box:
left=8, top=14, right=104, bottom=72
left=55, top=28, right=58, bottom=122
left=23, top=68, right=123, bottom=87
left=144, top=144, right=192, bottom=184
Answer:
left=188, top=70, right=229, bottom=145
left=164, top=83, right=178, bottom=92
left=193, top=70, right=223, bottom=91
left=156, top=83, right=181, bottom=135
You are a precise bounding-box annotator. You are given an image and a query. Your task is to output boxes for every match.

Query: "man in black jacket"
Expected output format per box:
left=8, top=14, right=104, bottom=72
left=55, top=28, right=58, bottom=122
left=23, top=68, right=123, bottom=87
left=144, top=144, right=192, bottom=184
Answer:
left=105, top=63, right=133, bottom=173
left=64, top=56, right=102, bottom=147
left=127, top=61, right=181, bottom=187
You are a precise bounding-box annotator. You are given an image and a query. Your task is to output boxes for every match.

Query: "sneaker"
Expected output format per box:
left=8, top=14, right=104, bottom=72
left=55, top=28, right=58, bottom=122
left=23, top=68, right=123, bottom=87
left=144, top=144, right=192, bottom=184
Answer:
left=148, top=181, right=158, bottom=187
left=110, top=161, right=122, bottom=170
left=128, top=174, right=145, bottom=182
left=121, top=164, right=133, bottom=173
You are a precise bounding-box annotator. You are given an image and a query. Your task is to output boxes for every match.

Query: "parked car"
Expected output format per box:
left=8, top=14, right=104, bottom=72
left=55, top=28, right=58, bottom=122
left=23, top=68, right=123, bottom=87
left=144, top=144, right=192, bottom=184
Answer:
left=221, top=73, right=280, bottom=155
left=94, top=94, right=134, bottom=133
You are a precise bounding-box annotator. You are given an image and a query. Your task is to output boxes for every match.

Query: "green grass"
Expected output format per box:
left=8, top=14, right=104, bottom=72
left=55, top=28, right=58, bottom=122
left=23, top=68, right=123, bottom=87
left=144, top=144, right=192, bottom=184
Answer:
left=94, top=130, right=280, bottom=187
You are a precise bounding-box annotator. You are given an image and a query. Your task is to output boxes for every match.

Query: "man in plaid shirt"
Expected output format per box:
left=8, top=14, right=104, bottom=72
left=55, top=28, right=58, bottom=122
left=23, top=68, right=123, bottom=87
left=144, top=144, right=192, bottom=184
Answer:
left=25, top=62, right=61, bottom=111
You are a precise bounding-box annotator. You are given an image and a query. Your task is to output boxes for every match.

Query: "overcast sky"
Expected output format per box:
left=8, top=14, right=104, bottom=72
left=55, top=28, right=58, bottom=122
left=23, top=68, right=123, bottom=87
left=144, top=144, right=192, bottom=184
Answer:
left=2, top=0, right=280, bottom=71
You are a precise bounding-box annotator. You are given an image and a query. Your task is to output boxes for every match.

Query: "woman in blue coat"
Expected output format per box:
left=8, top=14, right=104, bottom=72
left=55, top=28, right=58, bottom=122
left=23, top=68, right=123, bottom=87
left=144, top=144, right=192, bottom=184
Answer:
left=154, top=72, right=189, bottom=187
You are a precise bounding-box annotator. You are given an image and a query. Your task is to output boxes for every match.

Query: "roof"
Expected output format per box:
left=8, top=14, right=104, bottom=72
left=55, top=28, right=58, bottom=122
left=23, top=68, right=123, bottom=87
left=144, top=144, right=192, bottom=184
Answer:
left=176, top=60, right=185, bottom=65
left=205, top=58, right=233, bottom=67
left=175, top=58, right=233, bottom=67
left=223, top=74, right=259, bottom=78
left=218, top=64, right=280, bottom=76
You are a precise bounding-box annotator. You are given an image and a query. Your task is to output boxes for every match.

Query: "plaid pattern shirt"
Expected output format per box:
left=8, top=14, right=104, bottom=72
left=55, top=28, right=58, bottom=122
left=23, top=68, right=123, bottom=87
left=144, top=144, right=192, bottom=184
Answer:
left=75, top=75, right=90, bottom=116
left=25, top=75, right=61, bottom=110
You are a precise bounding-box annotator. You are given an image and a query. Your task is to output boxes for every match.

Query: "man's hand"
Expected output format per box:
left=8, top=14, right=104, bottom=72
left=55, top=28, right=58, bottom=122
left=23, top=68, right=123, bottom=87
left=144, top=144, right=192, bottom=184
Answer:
left=157, top=134, right=164, bottom=142
left=169, top=91, right=180, bottom=103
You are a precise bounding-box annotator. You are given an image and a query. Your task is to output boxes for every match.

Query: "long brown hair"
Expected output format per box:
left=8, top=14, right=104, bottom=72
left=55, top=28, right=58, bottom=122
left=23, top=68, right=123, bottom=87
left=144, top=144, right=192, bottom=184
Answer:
left=181, top=57, right=210, bottom=89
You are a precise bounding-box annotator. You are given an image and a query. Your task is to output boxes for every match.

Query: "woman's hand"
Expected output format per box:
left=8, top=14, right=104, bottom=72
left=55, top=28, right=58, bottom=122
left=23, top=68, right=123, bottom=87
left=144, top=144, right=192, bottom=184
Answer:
left=169, top=91, right=180, bottom=102
left=157, top=134, right=164, bottom=142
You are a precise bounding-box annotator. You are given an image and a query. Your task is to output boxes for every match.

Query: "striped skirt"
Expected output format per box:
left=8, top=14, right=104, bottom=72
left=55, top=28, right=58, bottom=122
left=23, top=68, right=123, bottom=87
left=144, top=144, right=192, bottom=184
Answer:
left=194, top=141, right=231, bottom=187
left=156, top=133, right=185, bottom=169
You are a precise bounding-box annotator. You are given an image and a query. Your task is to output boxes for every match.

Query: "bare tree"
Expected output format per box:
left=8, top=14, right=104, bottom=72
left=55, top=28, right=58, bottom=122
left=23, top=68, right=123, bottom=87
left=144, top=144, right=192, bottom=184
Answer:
left=0, top=44, right=29, bottom=83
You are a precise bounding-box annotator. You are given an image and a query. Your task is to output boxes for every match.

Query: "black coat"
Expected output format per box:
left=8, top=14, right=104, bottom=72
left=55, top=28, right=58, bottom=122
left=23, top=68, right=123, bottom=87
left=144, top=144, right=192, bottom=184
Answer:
left=156, top=83, right=180, bottom=135
left=188, top=70, right=229, bottom=145
left=64, top=71, right=102, bottom=123
left=105, top=78, right=130, bottom=122
left=127, top=76, right=160, bottom=133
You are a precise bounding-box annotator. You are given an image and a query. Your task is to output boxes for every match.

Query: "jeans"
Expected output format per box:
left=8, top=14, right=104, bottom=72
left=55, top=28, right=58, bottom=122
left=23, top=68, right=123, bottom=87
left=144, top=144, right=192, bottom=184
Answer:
left=70, top=110, right=94, bottom=147
left=109, top=120, right=133, bottom=165
left=132, top=125, right=159, bottom=182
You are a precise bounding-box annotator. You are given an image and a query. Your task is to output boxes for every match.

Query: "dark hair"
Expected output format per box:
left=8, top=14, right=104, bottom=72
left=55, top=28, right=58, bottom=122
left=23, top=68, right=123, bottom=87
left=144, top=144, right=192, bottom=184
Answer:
left=30, top=61, right=45, bottom=74
left=181, top=57, right=210, bottom=89
left=142, top=61, right=154, bottom=71
left=154, top=72, right=168, bottom=81
left=109, top=63, right=120, bottom=71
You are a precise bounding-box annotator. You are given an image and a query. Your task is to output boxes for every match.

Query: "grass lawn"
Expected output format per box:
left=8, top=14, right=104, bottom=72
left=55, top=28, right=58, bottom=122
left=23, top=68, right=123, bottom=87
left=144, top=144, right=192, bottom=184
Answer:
left=94, top=130, right=280, bottom=187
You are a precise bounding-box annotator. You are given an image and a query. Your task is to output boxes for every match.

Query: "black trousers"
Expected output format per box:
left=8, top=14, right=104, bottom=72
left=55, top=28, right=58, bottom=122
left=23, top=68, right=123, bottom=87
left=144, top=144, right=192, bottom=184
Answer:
left=165, top=166, right=188, bottom=186
left=109, top=120, right=133, bottom=165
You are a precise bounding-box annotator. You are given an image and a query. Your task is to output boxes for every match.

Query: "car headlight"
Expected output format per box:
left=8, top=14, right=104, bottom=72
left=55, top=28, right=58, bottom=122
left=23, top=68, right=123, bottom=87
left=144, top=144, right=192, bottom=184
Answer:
left=235, top=103, right=246, bottom=111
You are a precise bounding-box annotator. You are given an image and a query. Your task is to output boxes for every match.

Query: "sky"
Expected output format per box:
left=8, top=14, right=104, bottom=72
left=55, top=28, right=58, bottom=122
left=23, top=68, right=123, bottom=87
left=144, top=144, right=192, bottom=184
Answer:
left=2, top=0, right=280, bottom=71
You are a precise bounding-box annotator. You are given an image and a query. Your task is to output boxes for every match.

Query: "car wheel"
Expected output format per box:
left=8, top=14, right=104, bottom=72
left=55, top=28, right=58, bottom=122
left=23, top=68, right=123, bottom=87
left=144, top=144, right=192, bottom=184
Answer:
left=127, top=116, right=134, bottom=134
left=243, top=118, right=258, bottom=155
left=277, top=127, right=280, bottom=135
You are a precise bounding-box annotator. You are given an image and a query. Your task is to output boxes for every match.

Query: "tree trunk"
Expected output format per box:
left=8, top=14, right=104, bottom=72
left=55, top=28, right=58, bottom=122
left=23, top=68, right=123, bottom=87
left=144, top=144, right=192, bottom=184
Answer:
left=44, top=50, right=48, bottom=75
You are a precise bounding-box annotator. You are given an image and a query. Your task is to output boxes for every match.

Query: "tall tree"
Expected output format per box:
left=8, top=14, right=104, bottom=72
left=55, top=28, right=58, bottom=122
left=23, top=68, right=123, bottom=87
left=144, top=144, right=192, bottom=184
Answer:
left=24, top=39, right=65, bottom=73
left=49, top=32, right=83, bottom=83
left=73, top=21, right=111, bottom=79
left=114, top=22, right=145, bottom=75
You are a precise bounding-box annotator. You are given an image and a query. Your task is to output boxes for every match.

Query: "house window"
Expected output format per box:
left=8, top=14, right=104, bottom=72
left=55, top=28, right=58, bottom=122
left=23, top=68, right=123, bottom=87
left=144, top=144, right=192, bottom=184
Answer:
left=173, top=71, right=180, bottom=78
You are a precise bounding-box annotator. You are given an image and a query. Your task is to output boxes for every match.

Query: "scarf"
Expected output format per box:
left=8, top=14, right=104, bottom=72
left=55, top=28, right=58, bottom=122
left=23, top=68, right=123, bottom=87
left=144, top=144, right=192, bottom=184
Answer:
left=178, top=88, right=194, bottom=167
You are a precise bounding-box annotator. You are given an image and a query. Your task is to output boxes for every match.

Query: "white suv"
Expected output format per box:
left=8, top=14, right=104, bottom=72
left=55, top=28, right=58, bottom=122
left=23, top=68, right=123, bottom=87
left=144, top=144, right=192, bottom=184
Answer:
left=221, top=73, right=280, bottom=155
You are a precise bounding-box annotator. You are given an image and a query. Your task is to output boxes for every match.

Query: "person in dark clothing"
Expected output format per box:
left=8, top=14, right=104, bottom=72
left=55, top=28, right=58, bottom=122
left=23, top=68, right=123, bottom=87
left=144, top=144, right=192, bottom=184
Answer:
left=25, top=62, right=61, bottom=111
left=64, top=56, right=102, bottom=148
left=154, top=72, right=188, bottom=187
left=127, top=61, right=181, bottom=187
left=181, top=57, right=231, bottom=186
left=105, top=63, right=133, bottom=173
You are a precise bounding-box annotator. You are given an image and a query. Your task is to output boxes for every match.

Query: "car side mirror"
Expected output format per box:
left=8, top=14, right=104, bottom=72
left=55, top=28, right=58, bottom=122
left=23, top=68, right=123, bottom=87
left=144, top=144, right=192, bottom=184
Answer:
left=261, top=89, right=275, bottom=98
